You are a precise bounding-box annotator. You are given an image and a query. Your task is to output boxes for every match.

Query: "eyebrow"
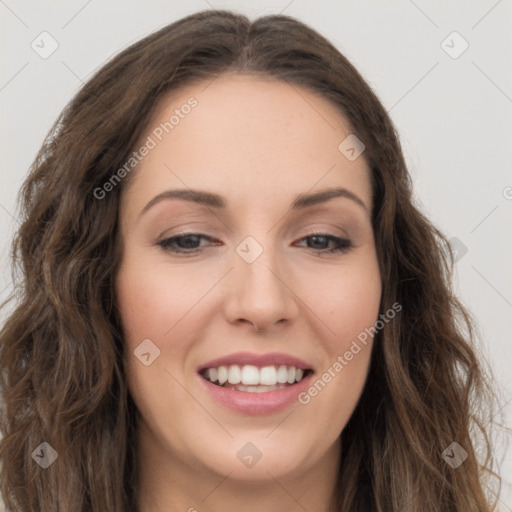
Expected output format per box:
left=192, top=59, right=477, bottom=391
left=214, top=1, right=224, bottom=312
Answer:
left=139, top=186, right=369, bottom=218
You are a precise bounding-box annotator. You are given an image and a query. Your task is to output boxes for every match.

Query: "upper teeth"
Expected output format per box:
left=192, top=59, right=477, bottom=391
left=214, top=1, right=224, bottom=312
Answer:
left=203, top=365, right=305, bottom=386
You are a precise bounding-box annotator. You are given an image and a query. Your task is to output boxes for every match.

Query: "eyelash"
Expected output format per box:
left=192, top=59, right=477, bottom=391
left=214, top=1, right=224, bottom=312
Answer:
left=157, top=232, right=352, bottom=255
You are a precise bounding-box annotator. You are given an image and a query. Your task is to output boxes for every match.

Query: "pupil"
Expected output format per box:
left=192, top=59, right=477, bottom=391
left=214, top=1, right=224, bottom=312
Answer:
left=179, top=235, right=200, bottom=248
left=310, top=235, right=326, bottom=249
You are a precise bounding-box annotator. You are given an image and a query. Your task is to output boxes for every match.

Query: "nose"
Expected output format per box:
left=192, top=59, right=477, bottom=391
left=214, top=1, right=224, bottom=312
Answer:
left=223, top=243, right=299, bottom=332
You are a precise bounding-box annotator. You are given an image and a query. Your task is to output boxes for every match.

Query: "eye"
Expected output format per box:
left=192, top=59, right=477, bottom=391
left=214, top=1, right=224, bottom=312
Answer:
left=295, top=233, right=353, bottom=254
left=157, top=233, right=216, bottom=254
left=156, top=232, right=352, bottom=255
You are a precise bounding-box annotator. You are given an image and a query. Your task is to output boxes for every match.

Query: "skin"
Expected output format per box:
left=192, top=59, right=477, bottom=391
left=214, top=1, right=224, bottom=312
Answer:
left=116, top=73, right=382, bottom=512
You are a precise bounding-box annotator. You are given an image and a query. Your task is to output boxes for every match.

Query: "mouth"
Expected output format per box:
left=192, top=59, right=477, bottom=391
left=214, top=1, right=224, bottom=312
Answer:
left=196, top=351, right=315, bottom=413
left=199, top=364, right=314, bottom=393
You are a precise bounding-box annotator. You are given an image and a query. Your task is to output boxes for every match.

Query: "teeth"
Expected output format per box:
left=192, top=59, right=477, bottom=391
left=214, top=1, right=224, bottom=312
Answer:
left=228, top=365, right=241, bottom=384
left=208, top=367, right=218, bottom=383
left=202, top=364, right=308, bottom=387
left=218, top=366, right=228, bottom=385
left=227, top=383, right=289, bottom=393
left=260, top=366, right=277, bottom=385
left=241, top=365, right=260, bottom=385
left=276, top=365, right=288, bottom=384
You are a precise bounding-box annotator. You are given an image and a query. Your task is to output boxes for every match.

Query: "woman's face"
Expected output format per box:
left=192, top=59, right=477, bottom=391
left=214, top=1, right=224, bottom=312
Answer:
left=116, top=74, right=381, bottom=483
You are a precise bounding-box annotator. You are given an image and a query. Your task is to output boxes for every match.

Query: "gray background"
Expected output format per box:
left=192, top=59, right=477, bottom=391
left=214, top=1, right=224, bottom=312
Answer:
left=1, top=1, right=511, bottom=509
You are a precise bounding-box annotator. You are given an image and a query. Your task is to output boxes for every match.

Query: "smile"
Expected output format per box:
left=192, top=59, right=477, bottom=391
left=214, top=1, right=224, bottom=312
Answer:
left=201, top=364, right=310, bottom=392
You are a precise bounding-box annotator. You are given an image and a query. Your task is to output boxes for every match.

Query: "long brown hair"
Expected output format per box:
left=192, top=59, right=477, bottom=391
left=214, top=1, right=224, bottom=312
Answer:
left=0, top=9, right=501, bottom=511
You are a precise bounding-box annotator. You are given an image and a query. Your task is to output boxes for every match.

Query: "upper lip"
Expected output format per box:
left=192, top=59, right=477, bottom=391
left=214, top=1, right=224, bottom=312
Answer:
left=197, top=351, right=314, bottom=373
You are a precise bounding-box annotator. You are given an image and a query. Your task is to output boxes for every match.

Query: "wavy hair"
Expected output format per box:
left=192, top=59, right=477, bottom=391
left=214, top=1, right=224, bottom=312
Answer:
left=0, top=9, right=501, bottom=511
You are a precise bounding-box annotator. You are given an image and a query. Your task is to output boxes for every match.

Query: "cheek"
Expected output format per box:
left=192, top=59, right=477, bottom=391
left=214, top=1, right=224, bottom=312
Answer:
left=115, top=254, right=209, bottom=348
left=331, top=277, right=381, bottom=340
left=297, top=255, right=381, bottom=417
left=116, top=256, right=200, bottom=424
left=304, top=255, right=382, bottom=342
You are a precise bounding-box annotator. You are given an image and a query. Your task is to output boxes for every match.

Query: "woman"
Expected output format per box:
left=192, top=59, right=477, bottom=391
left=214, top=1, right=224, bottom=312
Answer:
left=0, top=9, right=501, bottom=511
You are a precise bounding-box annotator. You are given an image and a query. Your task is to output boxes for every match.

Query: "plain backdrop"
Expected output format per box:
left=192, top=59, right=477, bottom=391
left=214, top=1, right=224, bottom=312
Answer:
left=1, top=0, right=511, bottom=509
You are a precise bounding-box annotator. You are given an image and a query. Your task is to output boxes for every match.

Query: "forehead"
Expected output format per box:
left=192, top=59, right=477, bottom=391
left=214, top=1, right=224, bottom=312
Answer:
left=121, top=74, right=372, bottom=216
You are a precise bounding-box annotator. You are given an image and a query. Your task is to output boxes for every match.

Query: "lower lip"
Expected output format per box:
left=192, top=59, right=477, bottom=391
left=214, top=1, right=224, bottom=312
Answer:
left=197, top=372, right=314, bottom=415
